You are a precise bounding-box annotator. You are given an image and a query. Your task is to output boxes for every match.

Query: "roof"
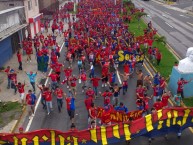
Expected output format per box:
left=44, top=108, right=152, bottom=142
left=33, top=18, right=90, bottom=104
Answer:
left=0, top=6, right=24, bottom=15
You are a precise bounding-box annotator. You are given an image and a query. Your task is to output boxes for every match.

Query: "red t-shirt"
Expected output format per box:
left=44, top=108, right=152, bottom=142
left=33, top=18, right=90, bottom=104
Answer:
left=84, top=97, right=93, bottom=110
left=69, top=77, right=77, bottom=87
left=101, top=111, right=111, bottom=124
left=55, top=88, right=63, bottom=99
left=49, top=73, right=59, bottom=82
left=102, top=66, right=109, bottom=76
left=124, top=64, right=129, bottom=74
left=17, top=53, right=22, bottom=62
left=91, top=78, right=101, bottom=87
left=80, top=73, right=87, bottom=81
left=102, top=92, right=113, bottom=105
left=177, top=80, right=188, bottom=92
left=153, top=102, right=163, bottom=110
left=136, top=88, right=145, bottom=98
left=16, top=84, right=25, bottom=93
left=26, top=47, right=32, bottom=55
left=86, top=90, right=95, bottom=98
left=64, top=69, right=72, bottom=77
left=162, top=95, right=170, bottom=107
left=89, top=107, right=97, bottom=119
left=45, top=91, right=52, bottom=101
left=53, top=63, right=62, bottom=72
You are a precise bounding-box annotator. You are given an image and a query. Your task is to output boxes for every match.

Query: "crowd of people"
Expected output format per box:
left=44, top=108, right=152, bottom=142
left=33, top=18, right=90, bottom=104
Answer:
left=1, top=0, right=189, bottom=137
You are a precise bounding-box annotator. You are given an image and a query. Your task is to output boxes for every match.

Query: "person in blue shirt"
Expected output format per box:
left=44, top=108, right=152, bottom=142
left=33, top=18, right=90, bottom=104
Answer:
left=115, top=102, right=128, bottom=114
left=25, top=71, right=37, bottom=92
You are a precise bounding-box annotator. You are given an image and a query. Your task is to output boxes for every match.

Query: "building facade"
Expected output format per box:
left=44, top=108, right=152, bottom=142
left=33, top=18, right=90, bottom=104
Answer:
left=0, top=7, right=27, bottom=67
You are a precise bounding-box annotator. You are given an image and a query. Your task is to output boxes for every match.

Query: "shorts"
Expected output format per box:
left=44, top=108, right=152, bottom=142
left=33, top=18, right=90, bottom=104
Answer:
left=102, top=75, right=108, bottom=82
left=67, top=110, right=75, bottom=119
left=20, top=93, right=25, bottom=100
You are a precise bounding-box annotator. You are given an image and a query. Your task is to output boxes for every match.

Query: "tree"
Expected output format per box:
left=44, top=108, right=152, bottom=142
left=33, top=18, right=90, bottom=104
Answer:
left=154, top=35, right=166, bottom=45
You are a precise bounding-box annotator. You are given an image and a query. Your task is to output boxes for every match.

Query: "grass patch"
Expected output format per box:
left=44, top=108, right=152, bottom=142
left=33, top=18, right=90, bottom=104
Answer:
left=0, top=102, right=21, bottom=113
left=182, top=98, right=193, bottom=107
left=128, top=18, right=177, bottom=77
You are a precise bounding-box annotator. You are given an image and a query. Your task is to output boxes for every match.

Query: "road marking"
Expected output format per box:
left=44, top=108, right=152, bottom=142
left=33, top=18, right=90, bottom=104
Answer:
left=187, top=22, right=193, bottom=26
left=162, top=14, right=168, bottom=18
left=147, top=15, right=152, bottom=19
left=164, top=12, right=171, bottom=15
left=165, top=22, right=173, bottom=28
left=25, top=42, right=65, bottom=132
left=116, top=69, right=122, bottom=85
left=179, top=14, right=189, bottom=18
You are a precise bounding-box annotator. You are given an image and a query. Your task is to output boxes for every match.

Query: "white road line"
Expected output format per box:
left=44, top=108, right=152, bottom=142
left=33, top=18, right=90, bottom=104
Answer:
left=179, top=14, right=189, bottom=18
left=187, top=22, right=193, bottom=26
left=25, top=42, right=65, bottom=132
left=116, top=69, right=122, bottom=85
left=165, top=22, right=173, bottom=28
left=164, top=12, right=171, bottom=15
left=162, top=14, right=168, bottom=18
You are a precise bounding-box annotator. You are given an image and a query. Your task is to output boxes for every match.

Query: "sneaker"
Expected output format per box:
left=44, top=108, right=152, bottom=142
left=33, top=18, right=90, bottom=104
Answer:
left=102, top=84, right=104, bottom=87
left=47, top=112, right=50, bottom=115
left=30, top=60, right=32, bottom=62
left=67, top=86, right=69, bottom=88
left=105, top=83, right=107, bottom=87
left=82, top=90, right=84, bottom=93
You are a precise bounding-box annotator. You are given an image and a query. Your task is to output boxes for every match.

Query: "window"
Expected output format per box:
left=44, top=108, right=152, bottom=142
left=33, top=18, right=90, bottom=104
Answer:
left=35, top=0, right=38, bottom=6
left=28, top=0, right=32, bottom=10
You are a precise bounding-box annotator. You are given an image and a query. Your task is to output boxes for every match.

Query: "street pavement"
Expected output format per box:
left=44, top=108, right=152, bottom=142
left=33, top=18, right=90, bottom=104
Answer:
left=134, top=0, right=193, bottom=58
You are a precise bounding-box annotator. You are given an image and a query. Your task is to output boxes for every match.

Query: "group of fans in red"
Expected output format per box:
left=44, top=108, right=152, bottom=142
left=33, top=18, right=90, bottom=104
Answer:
left=2, top=0, right=190, bottom=137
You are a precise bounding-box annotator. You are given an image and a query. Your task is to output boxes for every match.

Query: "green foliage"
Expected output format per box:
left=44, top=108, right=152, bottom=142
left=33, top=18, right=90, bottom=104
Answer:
left=182, top=98, right=193, bottom=107
left=154, top=35, right=166, bottom=45
left=0, top=102, right=21, bottom=113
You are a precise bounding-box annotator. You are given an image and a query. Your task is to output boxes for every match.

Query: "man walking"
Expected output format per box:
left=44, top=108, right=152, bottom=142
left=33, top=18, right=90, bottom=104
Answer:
left=25, top=90, right=37, bottom=119
left=25, top=71, right=37, bottom=92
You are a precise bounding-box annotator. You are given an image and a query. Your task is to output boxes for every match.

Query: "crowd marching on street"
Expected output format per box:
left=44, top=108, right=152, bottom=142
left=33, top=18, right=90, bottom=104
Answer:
left=1, top=0, right=191, bottom=136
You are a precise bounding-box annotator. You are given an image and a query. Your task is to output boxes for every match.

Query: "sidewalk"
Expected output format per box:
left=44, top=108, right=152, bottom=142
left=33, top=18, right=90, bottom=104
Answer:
left=0, top=0, right=70, bottom=133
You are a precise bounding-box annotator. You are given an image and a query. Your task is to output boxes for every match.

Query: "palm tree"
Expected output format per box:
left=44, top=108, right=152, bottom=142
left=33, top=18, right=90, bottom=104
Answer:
left=133, top=11, right=147, bottom=29
left=154, top=35, right=166, bottom=45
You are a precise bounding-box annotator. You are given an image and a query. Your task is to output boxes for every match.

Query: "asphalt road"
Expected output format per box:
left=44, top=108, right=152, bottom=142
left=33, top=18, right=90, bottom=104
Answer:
left=134, top=0, right=193, bottom=58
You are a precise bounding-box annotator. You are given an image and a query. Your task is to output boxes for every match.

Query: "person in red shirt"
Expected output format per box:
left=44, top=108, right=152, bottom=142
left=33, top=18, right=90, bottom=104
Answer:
left=25, top=90, right=37, bottom=119
left=44, top=87, right=53, bottom=115
left=136, top=85, right=146, bottom=99
left=86, top=87, right=95, bottom=99
left=101, top=65, right=109, bottom=87
left=156, top=51, right=162, bottom=66
left=177, top=78, right=192, bottom=98
left=47, top=71, right=59, bottom=90
left=62, top=67, right=72, bottom=88
left=153, top=99, right=163, bottom=111
left=79, top=71, right=87, bottom=92
left=16, top=82, right=25, bottom=105
left=55, top=86, right=65, bottom=112
left=101, top=90, right=113, bottom=105
left=161, top=91, right=171, bottom=107
left=84, top=96, right=93, bottom=112
left=100, top=105, right=112, bottom=126
left=26, top=46, right=33, bottom=63
left=69, top=75, right=78, bottom=96
left=17, top=50, right=22, bottom=70
left=90, top=76, right=102, bottom=96
left=88, top=103, right=97, bottom=124
left=50, top=62, right=63, bottom=82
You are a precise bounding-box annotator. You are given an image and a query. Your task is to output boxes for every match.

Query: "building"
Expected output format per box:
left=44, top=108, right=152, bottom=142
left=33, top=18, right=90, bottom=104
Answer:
left=39, top=0, right=59, bottom=20
left=0, top=0, right=43, bottom=38
left=0, top=7, right=27, bottom=67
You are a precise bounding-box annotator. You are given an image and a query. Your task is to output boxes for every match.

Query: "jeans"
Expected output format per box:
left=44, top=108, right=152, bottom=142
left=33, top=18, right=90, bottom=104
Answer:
left=41, top=97, right=46, bottom=109
left=57, top=99, right=63, bottom=112
left=19, top=61, right=22, bottom=70
left=122, top=86, right=128, bottom=95
left=30, top=82, right=36, bottom=92
left=51, top=81, right=58, bottom=90
left=11, top=82, right=17, bottom=93
left=46, top=101, right=53, bottom=113
left=7, top=78, right=11, bottom=89
left=93, top=87, right=98, bottom=96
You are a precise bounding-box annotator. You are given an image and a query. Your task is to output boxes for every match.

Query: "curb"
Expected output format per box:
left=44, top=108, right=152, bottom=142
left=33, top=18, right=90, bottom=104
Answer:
left=10, top=106, right=26, bottom=133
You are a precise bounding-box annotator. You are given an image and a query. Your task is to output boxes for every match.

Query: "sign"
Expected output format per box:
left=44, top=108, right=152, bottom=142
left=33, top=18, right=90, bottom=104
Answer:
left=117, top=50, right=145, bottom=63
left=97, top=107, right=143, bottom=122
left=1, top=108, right=193, bottom=145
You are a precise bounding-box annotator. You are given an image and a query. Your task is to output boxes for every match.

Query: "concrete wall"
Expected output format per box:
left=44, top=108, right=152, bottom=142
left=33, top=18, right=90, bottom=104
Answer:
left=23, top=0, right=40, bottom=23
left=0, top=0, right=23, bottom=11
